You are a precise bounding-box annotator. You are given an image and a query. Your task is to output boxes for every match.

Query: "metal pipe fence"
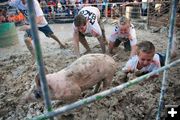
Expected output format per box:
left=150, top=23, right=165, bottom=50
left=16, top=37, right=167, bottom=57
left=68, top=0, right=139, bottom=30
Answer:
left=27, top=0, right=53, bottom=120
left=156, top=0, right=179, bottom=119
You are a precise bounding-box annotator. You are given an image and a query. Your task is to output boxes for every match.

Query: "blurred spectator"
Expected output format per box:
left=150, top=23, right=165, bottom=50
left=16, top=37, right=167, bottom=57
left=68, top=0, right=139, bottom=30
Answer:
left=57, top=1, right=63, bottom=13
left=111, top=3, right=120, bottom=19
left=47, top=0, right=56, bottom=18
left=101, top=0, right=107, bottom=17
left=75, top=0, right=83, bottom=11
left=89, top=0, right=96, bottom=7
left=0, top=9, right=7, bottom=23
left=141, top=0, right=147, bottom=16
left=96, top=0, right=103, bottom=13
left=40, top=0, right=49, bottom=15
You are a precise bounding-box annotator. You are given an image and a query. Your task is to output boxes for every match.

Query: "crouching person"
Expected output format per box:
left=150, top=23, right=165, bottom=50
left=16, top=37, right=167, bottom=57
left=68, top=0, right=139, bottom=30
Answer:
left=73, top=6, right=107, bottom=57
left=121, top=40, right=177, bottom=81
left=22, top=54, right=117, bottom=103
left=108, top=16, right=137, bottom=57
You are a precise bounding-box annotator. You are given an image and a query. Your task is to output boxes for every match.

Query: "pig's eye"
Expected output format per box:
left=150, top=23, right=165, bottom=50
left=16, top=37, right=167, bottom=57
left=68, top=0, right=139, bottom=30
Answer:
left=33, top=89, right=42, bottom=99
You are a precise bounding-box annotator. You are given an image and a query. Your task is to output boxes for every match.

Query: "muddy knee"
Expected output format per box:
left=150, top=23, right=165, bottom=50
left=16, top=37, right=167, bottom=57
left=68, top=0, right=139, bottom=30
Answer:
left=24, top=37, right=35, bottom=56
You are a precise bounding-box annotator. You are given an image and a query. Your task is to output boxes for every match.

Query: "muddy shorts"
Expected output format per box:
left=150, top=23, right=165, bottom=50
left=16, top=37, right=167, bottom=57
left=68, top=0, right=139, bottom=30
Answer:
left=38, top=25, right=53, bottom=37
left=157, top=52, right=166, bottom=67
left=114, top=37, right=131, bottom=51
left=24, top=25, right=53, bottom=38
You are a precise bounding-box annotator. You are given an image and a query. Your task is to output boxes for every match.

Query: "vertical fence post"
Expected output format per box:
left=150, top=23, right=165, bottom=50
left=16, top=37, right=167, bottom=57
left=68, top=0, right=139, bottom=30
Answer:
left=156, top=0, right=178, bottom=119
left=105, top=2, right=108, bottom=18
left=26, top=0, right=53, bottom=120
left=147, top=0, right=150, bottom=29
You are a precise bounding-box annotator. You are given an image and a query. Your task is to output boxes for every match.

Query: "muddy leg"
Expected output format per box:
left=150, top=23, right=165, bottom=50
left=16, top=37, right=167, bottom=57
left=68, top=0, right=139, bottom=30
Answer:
left=93, top=81, right=102, bottom=94
left=103, top=75, right=113, bottom=90
left=108, top=39, right=121, bottom=54
left=99, top=19, right=108, bottom=45
left=84, top=81, right=102, bottom=98
left=97, top=36, right=106, bottom=53
left=49, top=34, right=66, bottom=48
left=108, top=41, right=115, bottom=54
left=24, top=37, right=35, bottom=63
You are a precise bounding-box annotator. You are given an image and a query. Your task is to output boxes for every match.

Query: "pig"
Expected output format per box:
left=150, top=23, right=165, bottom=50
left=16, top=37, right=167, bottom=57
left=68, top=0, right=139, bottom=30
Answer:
left=22, top=53, right=117, bottom=103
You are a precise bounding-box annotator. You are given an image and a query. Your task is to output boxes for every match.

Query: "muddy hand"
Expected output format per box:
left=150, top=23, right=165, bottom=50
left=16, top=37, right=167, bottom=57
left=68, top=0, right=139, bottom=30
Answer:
left=60, top=43, right=69, bottom=49
left=82, top=49, right=91, bottom=55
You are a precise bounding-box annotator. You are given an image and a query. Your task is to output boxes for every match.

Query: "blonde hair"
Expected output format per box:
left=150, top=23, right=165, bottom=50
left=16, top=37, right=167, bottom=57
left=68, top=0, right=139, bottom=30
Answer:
left=118, top=16, right=130, bottom=26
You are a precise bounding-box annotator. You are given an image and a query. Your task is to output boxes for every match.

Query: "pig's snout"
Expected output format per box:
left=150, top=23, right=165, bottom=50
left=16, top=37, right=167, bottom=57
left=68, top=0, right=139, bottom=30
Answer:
left=20, top=89, right=43, bottom=104
left=33, top=89, right=43, bottom=99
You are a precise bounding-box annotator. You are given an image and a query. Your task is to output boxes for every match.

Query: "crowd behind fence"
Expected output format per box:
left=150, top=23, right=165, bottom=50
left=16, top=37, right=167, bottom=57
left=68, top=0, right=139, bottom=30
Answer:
left=1, top=1, right=179, bottom=28
left=39, top=1, right=180, bottom=28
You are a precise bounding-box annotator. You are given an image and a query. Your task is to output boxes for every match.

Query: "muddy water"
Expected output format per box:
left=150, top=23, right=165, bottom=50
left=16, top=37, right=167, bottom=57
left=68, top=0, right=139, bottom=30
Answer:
left=0, top=23, right=179, bottom=120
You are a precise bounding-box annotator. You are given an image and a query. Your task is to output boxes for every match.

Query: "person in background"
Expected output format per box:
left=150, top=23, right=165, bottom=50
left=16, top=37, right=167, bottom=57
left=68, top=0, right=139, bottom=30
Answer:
left=108, top=16, right=137, bottom=57
left=73, top=6, right=107, bottom=57
left=122, top=40, right=177, bottom=79
left=8, top=0, right=66, bottom=62
left=0, top=9, right=8, bottom=23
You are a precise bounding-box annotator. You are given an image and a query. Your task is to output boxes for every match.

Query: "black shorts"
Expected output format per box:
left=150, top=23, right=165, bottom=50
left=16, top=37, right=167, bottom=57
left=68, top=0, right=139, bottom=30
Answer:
left=24, top=25, right=53, bottom=38
left=38, top=25, right=53, bottom=37
left=114, top=38, right=131, bottom=51
left=157, top=53, right=166, bottom=67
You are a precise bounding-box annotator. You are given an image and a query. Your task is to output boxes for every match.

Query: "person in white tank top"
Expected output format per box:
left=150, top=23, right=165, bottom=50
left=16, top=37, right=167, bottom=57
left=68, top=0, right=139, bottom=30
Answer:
left=121, top=30, right=178, bottom=80
left=73, top=6, right=107, bottom=57
left=108, top=16, right=137, bottom=57
left=8, top=0, right=66, bottom=63
left=121, top=41, right=161, bottom=80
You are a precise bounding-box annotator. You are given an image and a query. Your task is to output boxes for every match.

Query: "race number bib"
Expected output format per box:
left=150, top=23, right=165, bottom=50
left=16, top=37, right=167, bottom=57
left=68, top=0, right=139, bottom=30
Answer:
left=79, top=10, right=96, bottom=25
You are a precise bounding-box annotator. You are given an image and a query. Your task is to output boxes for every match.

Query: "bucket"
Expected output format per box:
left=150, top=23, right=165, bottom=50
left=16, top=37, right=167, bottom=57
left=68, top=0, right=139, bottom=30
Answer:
left=0, top=22, right=18, bottom=48
left=126, top=6, right=140, bottom=19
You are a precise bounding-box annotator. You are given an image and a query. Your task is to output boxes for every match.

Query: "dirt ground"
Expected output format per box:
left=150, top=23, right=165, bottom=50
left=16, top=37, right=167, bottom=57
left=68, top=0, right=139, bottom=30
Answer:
left=0, top=21, right=180, bottom=120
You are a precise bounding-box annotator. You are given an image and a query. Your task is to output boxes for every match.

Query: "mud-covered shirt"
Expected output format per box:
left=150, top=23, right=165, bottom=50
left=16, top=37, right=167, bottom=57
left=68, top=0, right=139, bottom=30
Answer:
left=9, top=0, right=48, bottom=27
left=73, top=6, right=102, bottom=37
left=122, top=54, right=161, bottom=73
left=109, top=24, right=137, bottom=46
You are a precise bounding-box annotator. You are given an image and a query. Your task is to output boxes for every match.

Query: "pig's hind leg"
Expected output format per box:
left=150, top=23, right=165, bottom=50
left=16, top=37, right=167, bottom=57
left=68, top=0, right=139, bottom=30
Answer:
left=93, top=81, right=102, bottom=94
left=84, top=81, right=102, bottom=98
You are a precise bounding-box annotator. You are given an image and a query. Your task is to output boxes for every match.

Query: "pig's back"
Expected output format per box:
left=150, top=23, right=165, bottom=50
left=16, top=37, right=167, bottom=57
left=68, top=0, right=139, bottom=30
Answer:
left=64, top=54, right=117, bottom=90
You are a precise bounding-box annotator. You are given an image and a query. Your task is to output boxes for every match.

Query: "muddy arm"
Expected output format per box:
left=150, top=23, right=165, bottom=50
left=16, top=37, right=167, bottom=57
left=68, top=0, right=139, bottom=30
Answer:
left=73, top=30, right=80, bottom=58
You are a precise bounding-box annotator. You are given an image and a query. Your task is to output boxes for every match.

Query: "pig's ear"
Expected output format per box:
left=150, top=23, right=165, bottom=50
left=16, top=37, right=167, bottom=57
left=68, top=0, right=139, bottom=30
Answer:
left=35, top=73, right=41, bottom=88
left=44, top=67, right=49, bottom=74
left=34, top=67, right=49, bottom=88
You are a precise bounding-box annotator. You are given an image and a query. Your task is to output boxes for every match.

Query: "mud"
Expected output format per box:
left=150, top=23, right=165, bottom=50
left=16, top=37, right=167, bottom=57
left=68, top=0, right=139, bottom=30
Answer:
left=0, top=22, right=180, bottom=120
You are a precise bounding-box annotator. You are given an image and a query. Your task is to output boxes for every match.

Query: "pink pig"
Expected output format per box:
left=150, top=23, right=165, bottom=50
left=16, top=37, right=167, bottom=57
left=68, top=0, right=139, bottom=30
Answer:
left=23, top=53, right=117, bottom=103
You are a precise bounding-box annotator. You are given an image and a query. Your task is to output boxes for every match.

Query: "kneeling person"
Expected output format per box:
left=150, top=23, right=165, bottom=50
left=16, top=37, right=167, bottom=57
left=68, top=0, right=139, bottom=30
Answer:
left=73, top=6, right=107, bottom=57
left=108, top=16, right=137, bottom=57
